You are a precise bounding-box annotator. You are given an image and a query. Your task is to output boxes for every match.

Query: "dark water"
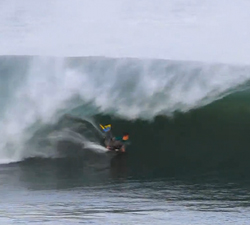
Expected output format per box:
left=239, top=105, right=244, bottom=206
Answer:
left=2, top=93, right=248, bottom=224
left=1, top=56, right=250, bottom=224
left=95, top=91, right=250, bottom=177
left=1, top=157, right=250, bottom=225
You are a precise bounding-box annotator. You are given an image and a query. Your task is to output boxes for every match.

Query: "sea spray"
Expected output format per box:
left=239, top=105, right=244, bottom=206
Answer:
left=0, top=56, right=250, bottom=163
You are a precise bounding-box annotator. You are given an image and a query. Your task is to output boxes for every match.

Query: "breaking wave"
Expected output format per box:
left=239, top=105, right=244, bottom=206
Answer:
left=0, top=56, right=250, bottom=172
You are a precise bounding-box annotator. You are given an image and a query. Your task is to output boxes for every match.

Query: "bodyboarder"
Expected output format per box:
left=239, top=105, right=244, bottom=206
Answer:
left=100, top=124, right=130, bottom=153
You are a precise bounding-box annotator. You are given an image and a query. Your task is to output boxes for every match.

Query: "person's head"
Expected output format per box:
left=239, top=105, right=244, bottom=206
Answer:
left=122, top=132, right=129, bottom=141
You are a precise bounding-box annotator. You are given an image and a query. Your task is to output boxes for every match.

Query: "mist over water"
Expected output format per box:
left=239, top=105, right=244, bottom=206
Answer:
left=1, top=3, right=250, bottom=224
left=0, top=56, right=250, bottom=164
left=0, top=1, right=250, bottom=166
left=1, top=0, right=250, bottom=64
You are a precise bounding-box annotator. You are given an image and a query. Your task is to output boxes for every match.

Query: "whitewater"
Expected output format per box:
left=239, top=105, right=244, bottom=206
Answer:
left=2, top=1, right=250, bottom=225
left=0, top=0, right=250, bottom=162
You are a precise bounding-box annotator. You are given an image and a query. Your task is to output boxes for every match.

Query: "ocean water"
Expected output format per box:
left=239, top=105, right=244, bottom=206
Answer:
left=1, top=159, right=250, bottom=225
left=1, top=1, right=250, bottom=224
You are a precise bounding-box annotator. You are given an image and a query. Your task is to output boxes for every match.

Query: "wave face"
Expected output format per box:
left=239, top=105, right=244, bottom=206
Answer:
left=107, top=97, right=250, bottom=176
left=1, top=0, right=250, bottom=64
left=1, top=56, right=250, bottom=168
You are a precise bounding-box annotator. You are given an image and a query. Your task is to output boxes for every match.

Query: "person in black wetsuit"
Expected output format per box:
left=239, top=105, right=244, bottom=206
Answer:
left=105, top=132, right=130, bottom=153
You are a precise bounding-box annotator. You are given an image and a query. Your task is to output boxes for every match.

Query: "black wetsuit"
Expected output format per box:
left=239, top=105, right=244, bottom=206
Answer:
left=104, top=133, right=127, bottom=152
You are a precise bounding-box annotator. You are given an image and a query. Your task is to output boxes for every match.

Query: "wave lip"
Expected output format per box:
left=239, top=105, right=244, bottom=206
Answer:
left=0, top=56, right=250, bottom=164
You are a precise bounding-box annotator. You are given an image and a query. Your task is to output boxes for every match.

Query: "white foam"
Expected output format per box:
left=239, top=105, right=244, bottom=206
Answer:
left=0, top=56, right=249, bottom=164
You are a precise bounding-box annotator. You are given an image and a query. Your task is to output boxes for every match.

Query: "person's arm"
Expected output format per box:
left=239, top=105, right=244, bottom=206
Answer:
left=120, top=145, right=125, bottom=152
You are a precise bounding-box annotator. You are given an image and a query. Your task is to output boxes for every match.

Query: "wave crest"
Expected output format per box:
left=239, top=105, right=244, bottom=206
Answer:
left=0, top=56, right=250, bottom=163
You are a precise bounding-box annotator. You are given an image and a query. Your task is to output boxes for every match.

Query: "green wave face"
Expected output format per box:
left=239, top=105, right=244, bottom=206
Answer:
left=0, top=56, right=250, bottom=172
